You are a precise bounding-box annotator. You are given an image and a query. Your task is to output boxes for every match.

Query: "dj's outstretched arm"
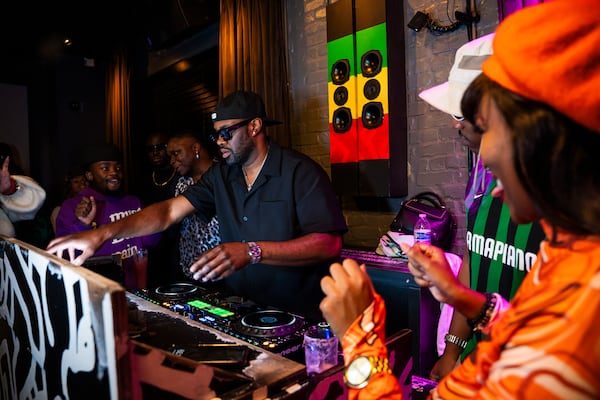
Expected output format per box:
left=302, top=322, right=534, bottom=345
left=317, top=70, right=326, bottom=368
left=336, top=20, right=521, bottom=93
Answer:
left=47, top=196, right=195, bottom=265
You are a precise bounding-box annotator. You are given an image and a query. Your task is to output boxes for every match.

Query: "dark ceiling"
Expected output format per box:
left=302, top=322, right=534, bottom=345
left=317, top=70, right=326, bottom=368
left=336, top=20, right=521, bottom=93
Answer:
left=1, top=0, right=220, bottom=59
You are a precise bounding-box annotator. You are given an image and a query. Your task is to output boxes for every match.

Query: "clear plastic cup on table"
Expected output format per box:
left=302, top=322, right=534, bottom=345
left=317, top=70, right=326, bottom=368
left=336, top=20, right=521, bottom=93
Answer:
left=124, top=248, right=148, bottom=290
left=303, top=322, right=339, bottom=375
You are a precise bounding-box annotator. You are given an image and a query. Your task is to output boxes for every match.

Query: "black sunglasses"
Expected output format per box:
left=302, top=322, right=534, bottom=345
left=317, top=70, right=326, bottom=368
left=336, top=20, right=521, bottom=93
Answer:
left=146, top=143, right=167, bottom=152
left=210, top=119, right=253, bottom=142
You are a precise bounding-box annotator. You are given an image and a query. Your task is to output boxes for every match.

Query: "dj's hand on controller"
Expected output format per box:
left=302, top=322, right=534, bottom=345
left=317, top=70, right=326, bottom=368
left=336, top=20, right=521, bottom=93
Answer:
left=189, top=242, right=259, bottom=282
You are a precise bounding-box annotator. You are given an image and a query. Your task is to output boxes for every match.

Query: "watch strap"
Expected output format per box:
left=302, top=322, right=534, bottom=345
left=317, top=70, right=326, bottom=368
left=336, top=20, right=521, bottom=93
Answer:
left=444, top=333, right=468, bottom=349
left=369, top=356, right=392, bottom=375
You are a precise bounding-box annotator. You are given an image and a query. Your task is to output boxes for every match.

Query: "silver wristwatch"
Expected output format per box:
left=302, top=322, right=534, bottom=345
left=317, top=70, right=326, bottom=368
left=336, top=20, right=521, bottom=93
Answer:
left=344, top=355, right=392, bottom=389
left=247, top=241, right=262, bottom=264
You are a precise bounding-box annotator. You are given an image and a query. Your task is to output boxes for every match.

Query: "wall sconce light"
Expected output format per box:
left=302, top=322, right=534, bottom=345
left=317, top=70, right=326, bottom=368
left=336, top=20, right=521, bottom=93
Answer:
left=407, top=11, right=429, bottom=32
left=407, top=10, right=479, bottom=34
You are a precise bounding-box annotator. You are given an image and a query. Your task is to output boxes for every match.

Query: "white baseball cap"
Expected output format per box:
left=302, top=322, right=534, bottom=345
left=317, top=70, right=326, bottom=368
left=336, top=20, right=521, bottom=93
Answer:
left=419, top=33, right=495, bottom=118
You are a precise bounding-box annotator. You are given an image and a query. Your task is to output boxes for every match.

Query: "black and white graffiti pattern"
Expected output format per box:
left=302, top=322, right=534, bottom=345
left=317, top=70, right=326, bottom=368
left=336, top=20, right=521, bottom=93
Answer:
left=0, top=239, right=119, bottom=399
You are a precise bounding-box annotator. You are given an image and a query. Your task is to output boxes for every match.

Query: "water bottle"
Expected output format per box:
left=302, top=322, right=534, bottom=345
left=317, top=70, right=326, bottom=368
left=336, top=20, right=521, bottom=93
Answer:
left=413, top=213, right=432, bottom=245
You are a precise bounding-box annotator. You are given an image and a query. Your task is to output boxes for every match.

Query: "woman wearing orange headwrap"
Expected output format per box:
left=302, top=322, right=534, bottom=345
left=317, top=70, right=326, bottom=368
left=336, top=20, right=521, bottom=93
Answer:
left=320, top=1, right=600, bottom=398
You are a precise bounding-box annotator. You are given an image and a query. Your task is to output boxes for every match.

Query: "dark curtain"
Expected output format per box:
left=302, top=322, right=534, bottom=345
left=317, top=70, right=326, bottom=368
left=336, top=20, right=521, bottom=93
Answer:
left=219, top=0, right=291, bottom=147
left=106, top=47, right=133, bottom=192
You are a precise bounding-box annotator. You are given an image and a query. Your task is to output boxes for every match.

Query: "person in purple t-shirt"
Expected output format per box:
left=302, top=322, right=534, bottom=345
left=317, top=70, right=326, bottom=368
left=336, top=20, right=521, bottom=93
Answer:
left=55, top=143, right=160, bottom=289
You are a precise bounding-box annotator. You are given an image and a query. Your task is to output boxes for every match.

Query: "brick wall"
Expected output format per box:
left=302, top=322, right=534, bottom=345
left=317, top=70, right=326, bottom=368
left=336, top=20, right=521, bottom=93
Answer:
left=286, top=0, right=498, bottom=256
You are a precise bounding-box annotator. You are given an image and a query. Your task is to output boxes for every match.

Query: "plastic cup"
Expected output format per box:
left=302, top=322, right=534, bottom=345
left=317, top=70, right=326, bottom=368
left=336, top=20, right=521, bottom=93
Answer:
left=133, top=248, right=148, bottom=289
left=124, top=248, right=148, bottom=290
left=303, top=322, right=339, bottom=375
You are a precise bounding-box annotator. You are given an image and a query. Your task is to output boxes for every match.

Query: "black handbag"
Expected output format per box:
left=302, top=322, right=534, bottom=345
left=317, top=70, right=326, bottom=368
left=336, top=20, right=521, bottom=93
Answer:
left=390, top=191, right=456, bottom=249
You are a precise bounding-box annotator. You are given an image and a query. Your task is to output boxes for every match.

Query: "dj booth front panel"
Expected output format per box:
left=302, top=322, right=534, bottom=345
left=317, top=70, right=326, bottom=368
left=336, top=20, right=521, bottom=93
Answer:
left=2, top=235, right=432, bottom=399
left=0, top=237, right=130, bottom=399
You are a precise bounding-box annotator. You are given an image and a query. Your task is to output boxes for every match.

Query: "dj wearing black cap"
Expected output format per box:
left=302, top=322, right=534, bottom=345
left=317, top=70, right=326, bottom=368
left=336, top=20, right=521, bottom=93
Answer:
left=48, top=91, right=347, bottom=320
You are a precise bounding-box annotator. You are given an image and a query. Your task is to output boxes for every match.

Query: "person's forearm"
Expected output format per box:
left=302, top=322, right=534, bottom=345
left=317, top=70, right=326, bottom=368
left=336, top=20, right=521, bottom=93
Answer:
left=444, top=284, right=487, bottom=321
left=448, top=254, right=476, bottom=344
left=258, top=232, right=342, bottom=266
left=98, top=200, right=180, bottom=242
left=443, top=250, right=486, bottom=321
left=433, top=258, right=474, bottom=380
left=442, top=311, right=472, bottom=360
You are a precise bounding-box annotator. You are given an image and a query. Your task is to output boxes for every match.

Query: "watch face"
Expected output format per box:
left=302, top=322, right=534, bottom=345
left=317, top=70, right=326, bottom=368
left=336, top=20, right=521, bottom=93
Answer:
left=247, top=242, right=262, bottom=264
left=344, top=356, right=372, bottom=389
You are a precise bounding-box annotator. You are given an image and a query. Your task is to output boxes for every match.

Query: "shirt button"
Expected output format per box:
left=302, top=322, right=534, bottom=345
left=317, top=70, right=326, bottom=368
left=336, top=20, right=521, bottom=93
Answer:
left=242, top=216, right=248, bottom=222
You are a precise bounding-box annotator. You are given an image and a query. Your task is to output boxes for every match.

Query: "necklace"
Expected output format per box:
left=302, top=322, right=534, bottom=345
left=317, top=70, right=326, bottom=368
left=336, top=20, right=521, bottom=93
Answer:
left=152, top=168, right=176, bottom=187
left=242, top=147, right=270, bottom=192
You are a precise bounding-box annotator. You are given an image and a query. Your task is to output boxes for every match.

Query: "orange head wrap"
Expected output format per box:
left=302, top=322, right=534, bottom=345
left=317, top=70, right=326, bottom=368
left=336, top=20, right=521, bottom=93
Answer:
left=483, top=0, right=600, bottom=133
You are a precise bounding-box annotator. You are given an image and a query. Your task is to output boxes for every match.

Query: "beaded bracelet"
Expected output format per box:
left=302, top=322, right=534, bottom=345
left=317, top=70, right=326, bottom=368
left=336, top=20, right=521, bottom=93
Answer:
left=468, top=292, right=497, bottom=331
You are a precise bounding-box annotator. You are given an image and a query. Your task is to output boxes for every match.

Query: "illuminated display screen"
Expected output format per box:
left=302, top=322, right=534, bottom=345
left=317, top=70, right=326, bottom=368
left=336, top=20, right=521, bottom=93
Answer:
left=187, top=300, right=235, bottom=317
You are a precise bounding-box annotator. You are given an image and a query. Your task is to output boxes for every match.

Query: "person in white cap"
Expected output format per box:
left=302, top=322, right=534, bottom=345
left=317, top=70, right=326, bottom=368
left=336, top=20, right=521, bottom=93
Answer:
left=0, top=143, right=46, bottom=238
left=420, top=33, right=545, bottom=381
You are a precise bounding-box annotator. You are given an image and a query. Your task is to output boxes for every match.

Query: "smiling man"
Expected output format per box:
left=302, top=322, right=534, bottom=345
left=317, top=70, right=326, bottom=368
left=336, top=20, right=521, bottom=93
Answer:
left=55, top=143, right=160, bottom=287
left=48, top=92, right=347, bottom=320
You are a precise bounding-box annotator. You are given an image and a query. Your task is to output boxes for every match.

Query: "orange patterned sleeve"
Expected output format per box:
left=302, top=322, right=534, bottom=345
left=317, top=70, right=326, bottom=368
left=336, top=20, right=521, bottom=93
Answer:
left=434, top=232, right=600, bottom=399
left=343, top=293, right=405, bottom=400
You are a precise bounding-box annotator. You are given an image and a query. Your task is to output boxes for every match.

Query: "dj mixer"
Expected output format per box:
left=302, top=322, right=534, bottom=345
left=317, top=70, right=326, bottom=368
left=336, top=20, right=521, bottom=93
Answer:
left=130, top=282, right=310, bottom=357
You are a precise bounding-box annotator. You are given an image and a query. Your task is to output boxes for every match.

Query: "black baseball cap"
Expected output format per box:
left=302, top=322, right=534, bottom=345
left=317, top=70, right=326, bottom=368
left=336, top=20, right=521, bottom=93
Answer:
left=80, top=143, right=122, bottom=169
left=211, top=91, right=282, bottom=126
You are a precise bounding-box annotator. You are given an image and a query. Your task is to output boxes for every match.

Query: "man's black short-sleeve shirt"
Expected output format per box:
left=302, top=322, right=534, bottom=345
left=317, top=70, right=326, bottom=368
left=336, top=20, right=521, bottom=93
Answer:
left=181, top=141, right=347, bottom=318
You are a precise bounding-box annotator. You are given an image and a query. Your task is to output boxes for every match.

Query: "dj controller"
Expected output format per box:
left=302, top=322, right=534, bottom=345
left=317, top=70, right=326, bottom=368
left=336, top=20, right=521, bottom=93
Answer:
left=130, top=282, right=310, bottom=357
